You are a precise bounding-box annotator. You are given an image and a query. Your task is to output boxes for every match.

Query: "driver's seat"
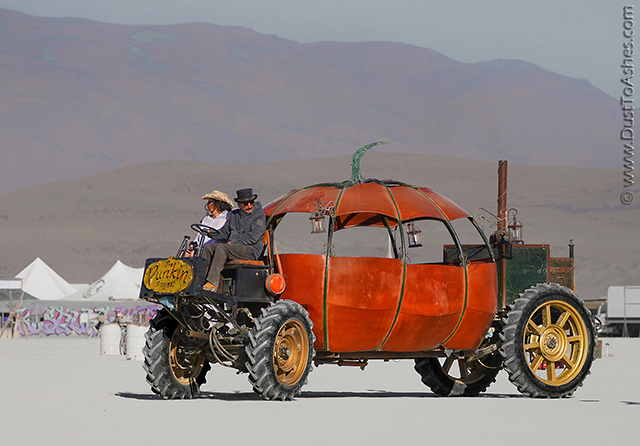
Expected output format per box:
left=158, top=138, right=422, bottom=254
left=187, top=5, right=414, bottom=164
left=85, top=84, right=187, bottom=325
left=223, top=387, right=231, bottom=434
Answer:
left=224, top=259, right=265, bottom=266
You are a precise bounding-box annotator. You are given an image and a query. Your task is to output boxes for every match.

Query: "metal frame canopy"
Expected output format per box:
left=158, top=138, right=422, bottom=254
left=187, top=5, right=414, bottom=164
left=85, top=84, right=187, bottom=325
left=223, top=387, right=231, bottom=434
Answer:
left=263, top=142, right=470, bottom=228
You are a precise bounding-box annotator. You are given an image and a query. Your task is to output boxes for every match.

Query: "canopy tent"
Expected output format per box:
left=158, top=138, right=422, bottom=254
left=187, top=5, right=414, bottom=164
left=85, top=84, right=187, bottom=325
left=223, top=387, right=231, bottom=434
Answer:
left=15, top=258, right=77, bottom=301
left=66, top=260, right=143, bottom=301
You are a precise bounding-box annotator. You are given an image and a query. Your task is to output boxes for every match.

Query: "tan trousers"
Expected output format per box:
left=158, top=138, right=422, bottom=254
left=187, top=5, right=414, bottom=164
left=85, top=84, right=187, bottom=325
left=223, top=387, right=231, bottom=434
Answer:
left=200, top=242, right=255, bottom=284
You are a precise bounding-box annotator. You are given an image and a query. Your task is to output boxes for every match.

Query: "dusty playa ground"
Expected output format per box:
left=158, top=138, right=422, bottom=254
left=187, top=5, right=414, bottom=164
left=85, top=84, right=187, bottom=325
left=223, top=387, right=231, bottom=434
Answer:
left=1, top=337, right=638, bottom=445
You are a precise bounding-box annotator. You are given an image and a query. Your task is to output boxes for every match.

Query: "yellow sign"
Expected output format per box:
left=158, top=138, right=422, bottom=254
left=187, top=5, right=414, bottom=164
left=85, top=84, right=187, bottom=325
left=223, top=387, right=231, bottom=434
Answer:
left=143, top=257, right=194, bottom=294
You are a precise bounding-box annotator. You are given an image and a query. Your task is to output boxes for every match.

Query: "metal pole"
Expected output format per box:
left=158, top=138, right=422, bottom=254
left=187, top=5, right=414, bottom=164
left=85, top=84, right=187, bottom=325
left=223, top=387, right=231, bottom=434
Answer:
left=497, top=161, right=508, bottom=310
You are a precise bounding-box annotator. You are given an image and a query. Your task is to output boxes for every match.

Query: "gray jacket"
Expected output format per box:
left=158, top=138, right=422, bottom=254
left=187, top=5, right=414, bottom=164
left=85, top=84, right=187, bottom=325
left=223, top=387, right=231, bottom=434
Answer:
left=208, top=201, right=266, bottom=259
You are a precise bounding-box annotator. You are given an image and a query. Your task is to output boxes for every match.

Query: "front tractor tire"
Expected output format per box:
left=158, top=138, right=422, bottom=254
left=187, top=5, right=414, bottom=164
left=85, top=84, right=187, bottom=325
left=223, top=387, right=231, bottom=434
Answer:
left=143, top=310, right=211, bottom=399
left=246, top=300, right=315, bottom=401
left=500, top=283, right=595, bottom=398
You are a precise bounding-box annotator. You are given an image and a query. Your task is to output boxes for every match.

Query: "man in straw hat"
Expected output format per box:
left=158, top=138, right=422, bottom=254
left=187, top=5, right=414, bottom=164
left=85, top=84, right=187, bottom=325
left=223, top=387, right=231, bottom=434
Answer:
left=200, top=188, right=266, bottom=292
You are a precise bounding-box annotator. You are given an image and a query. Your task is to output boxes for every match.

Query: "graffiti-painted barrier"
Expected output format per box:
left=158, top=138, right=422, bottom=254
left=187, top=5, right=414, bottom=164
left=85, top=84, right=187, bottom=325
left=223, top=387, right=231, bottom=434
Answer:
left=4, top=301, right=161, bottom=338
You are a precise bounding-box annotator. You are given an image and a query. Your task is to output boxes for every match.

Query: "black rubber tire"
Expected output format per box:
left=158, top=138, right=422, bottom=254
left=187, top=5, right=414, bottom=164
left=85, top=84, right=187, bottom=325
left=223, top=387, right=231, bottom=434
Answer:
left=500, top=283, right=595, bottom=398
left=414, top=323, right=502, bottom=397
left=245, top=300, right=315, bottom=401
left=143, top=309, right=211, bottom=399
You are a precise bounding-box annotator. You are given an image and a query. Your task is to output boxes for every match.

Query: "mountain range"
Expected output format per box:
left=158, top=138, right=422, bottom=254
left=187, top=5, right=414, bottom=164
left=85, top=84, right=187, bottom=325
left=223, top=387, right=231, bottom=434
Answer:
left=0, top=8, right=620, bottom=196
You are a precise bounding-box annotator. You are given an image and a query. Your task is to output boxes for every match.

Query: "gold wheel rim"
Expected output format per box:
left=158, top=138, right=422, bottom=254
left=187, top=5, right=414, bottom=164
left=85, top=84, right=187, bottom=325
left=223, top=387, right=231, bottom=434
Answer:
left=273, top=319, right=309, bottom=386
left=169, top=325, right=205, bottom=385
left=523, top=300, right=588, bottom=386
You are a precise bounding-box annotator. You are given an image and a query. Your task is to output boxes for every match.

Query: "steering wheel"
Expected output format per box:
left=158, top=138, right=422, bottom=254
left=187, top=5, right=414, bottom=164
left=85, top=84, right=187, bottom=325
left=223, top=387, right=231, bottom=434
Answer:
left=191, top=223, right=216, bottom=237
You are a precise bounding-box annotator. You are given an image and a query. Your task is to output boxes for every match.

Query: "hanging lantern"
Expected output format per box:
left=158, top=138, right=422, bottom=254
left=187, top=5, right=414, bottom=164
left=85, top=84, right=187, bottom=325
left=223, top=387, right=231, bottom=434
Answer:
left=508, top=210, right=523, bottom=244
left=309, top=199, right=327, bottom=234
left=407, top=222, right=422, bottom=248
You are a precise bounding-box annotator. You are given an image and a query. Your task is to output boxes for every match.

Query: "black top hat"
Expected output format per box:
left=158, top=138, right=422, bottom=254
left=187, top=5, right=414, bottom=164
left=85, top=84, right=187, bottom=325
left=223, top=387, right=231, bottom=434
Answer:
left=235, top=188, right=258, bottom=203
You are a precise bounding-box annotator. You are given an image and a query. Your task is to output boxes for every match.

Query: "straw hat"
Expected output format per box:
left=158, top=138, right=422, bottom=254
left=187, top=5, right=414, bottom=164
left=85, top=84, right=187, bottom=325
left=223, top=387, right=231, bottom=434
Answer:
left=201, top=190, right=233, bottom=207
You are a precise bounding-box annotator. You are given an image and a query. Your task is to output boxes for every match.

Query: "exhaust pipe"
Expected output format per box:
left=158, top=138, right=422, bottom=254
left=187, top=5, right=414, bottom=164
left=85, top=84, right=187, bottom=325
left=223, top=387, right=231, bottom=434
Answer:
left=497, top=160, right=507, bottom=231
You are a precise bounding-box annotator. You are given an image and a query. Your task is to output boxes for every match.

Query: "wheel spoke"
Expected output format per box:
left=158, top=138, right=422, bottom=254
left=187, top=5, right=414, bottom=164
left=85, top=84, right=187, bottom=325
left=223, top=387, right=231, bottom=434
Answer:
left=442, top=356, right=455, bottom=374
left=567, top=335, right=582, bottom=344
left=527, top=319, right=543, bottom=335
left=546, top=362, right=556, bottom=381
left=541, top=304, right=552, bottom=327
left=458, top=359, right=469, bottom=379
left=561, top=354, right=575, bottom=370
left=555, top=311, right=570, bottom=329
left=529, top=354, right=544, bottom=373
left=524, top=340, right=540, bottom=352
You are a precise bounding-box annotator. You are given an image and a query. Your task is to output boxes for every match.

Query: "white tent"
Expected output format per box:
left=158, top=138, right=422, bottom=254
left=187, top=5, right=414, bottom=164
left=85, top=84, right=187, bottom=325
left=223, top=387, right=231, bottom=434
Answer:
left=69, top=260, right=144, bottom=301
left=15, top=258, right=77, bottom=300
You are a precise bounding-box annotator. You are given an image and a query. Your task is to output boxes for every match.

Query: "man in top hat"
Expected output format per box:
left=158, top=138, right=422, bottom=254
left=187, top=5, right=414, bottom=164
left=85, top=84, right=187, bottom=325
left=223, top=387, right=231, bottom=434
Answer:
left=200, top=188, right=266, bottom=292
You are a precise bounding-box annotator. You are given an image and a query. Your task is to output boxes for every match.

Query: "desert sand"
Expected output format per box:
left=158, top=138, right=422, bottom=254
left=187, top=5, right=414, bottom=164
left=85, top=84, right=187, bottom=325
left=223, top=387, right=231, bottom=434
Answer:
left=1, top=336, right=638, bottom=445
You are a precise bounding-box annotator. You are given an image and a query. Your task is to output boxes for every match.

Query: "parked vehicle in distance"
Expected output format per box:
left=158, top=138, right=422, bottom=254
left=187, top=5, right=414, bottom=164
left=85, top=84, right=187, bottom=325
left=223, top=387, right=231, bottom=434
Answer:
left=597, top=286, right=640, bottom=337
left=139, top=142, right=597, bottom=400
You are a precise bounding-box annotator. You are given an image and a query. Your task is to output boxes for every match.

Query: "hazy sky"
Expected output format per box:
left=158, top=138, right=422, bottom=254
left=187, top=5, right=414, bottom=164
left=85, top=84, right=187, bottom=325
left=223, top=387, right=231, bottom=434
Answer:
left=0, top=0, right=632, bottom=99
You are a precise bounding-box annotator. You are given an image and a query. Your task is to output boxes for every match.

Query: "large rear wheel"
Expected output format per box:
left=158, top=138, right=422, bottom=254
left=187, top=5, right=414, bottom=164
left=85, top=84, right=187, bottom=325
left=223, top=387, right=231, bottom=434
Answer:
left=246, top=300, right=315, bottom=401
left=415, top=323, right=502, bottom=396
left=500, top=283, right=595, bottom=398
left=143, top=310, right=210, bottom=399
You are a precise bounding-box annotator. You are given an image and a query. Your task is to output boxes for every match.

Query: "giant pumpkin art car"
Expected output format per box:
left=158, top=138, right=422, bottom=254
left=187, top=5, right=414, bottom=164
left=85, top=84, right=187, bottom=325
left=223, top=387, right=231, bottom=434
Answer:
left=139, top=142, right=596, bottom=400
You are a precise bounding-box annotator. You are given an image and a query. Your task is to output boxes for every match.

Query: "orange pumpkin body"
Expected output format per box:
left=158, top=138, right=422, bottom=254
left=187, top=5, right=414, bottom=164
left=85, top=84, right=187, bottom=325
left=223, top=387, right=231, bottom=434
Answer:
left=264, top=179, right=497, bottom=355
